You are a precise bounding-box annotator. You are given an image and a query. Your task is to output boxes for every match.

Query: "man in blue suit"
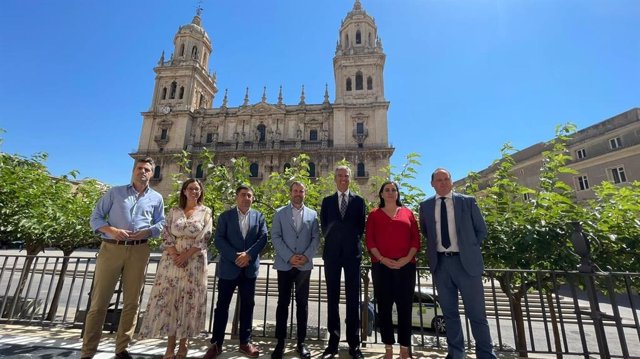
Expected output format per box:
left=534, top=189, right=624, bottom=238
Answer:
left=418, top=168, right=496, bottom=359
left=320, top=165, right=366, bottom=359
left=203, top=185, right=268, bottom=359
left=271, top=181, right=321, bottom=359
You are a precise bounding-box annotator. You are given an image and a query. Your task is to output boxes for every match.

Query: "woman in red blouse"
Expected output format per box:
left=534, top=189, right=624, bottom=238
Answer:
left=366, top=181, right=420, bottom=359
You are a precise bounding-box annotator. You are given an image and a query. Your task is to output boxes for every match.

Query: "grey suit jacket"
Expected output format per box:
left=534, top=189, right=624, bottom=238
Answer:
left=214, top=207, right=268, bottom=280
left=271, top=204, right=321, bottom=271
left=419, top=192, right=487, bottom=276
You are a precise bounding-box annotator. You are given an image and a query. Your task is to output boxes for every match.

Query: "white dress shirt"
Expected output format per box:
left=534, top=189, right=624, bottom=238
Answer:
left=435, top=191, right=460, bottom=252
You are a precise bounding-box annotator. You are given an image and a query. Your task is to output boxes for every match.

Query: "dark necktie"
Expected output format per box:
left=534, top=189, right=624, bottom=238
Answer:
left=440, top=197, right=451, bottom=249
left=340, top=193, right=347, bottom=218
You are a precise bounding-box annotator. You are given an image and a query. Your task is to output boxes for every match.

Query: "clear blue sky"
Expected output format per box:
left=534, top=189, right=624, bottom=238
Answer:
left=1, top=0, right=638, bottom=193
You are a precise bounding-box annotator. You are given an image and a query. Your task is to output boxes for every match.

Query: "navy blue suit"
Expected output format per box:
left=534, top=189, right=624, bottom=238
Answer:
left=419, top=193, right=496, bottom=359
left=320, top=192, right=366, bottom=350
left=210, top=207, right=268, bottom=346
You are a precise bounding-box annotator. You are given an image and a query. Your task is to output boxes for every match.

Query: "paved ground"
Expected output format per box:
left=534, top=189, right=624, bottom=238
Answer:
left=0, top=324, right=454, bottom=359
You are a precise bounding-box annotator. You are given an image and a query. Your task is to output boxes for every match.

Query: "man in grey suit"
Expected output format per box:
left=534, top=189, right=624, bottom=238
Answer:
left=419, top=168, right=496, bottom=359
left=271, top=181, right=321, bottom=359
left=203, top=185, right=268, bottom=359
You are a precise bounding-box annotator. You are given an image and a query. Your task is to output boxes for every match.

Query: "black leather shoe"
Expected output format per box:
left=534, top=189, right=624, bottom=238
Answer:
left=322, top=347, right=338, bottom=359
left=297, top=343, right=311, bottom=359
left=271, top=343, right=285, bottom=359
left=349, top=348, right=364, bottom=359
left=114, top=350, right=134, bottom=359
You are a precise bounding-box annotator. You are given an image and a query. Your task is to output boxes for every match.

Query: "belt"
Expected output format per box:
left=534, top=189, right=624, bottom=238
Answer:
left=103, top=238, right=148, bottom=246
left=437, top=251, right=459, bottom=257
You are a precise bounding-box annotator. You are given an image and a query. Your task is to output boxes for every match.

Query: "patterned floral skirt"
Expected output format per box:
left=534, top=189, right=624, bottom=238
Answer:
left=138, top=237, right=207, bottom=339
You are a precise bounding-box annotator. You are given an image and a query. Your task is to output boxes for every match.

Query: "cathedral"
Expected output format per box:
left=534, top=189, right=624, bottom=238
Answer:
left=132, top=0, right=394, bottom=197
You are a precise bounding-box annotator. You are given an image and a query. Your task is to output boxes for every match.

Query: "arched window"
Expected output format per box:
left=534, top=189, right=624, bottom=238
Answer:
left=180, top=44, right=185, bottom=57
left=195, top=164, right=204, bottom=179
left=198, top=93, right=205, bottom=108
left=308, top=162, right=316, bottom=178
left=310, top=129, right=318, bottom=141
left=191, top=46, right=198, bottom=60
left=355, top=72, right=363, bottom=90
left=345, top=34, right=349, bottom=47
left=203, top=52, right=208, bottom=65
left=161, top=87, right=167, bottom=100
left=368, top=33, right=372, bottom=46
left=283, top=163, right=291, bottom=172
left=346, top=78, right=352, bottom=91
left=170, top=81, right=177, bottom=99
left=357, top=162, right=365, bottom=177
left=257, top=124, right=266, bottom=142
left=153, top=165, right=161, bottom=179
left=367, top=76, right=373, bottom=90
left=356, top=30, right=361, bottom=44
left=179, top=86, right=185, bottom=99
left=250, top=163, right=259, bottom=177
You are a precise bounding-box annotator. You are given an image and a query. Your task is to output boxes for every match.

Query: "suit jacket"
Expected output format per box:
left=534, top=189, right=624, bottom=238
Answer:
left=419, top=192, right=487, bottom=276
left=320, top=192, right=366, bottom=263
left=271, top=204, right=321, bottom=271
left=214, top=207, right=268, bottom=280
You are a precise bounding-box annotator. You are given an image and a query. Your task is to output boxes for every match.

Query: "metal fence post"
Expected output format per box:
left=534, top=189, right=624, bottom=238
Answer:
left=570, top=221, right=609, bottom=358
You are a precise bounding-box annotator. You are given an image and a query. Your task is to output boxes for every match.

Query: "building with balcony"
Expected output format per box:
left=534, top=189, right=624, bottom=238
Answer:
left=132, top=1, right=394, bottom=197
left=454, top=108, right=640, bottom=201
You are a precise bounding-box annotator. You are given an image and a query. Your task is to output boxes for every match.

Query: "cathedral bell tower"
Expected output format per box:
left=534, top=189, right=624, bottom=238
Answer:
left=150, top=9, right=217, bottom=113
left=332, top=0, right=390, bottom=151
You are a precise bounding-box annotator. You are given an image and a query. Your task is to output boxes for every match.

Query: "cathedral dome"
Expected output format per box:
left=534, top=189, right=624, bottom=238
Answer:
left=176, top=15, right=210, bottom=42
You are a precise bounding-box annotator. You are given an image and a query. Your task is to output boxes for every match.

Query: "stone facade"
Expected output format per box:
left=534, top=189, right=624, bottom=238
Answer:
left=132, top=1, right=394, bottom=198
left=454, top=108, right=640, bottom=201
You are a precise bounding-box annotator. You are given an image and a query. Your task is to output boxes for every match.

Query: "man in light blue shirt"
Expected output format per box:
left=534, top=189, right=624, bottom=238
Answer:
left=80, top=157, right=165, bottom=359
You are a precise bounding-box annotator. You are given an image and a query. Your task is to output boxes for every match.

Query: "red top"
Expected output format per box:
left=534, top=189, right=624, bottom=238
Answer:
left=365, top=207, right=421, bottom=263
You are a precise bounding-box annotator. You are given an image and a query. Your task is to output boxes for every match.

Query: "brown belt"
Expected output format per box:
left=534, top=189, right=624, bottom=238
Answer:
left=103, top=238, right=148, bottom=246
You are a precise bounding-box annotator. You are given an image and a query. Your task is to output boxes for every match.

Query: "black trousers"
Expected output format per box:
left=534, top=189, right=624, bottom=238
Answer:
left=275, top=268, right=311, bottom=344
left=372, top=262, right=416, bottom=347
left=211, top=272, right=256, bottom=345
left=324, top=259, right=361, bottom=349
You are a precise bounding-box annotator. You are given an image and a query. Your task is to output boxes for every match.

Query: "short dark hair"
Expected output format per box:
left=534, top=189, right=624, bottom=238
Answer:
left=289, top=181, right=305, bottom=191
left=378, top=181, right=403, bottom=208
left=179, top=178, right=204, bottom=209
left=236, top=185, right=253, bottom=195
left=136, top=156, right=155, bottom=169
left=431, top=168, right=451, bottom=181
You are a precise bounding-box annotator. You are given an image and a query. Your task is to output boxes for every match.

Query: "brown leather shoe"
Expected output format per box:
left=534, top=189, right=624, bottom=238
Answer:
left=203, top=344, right=222, bottom=359
left=239, top=343, right=260, bottom=358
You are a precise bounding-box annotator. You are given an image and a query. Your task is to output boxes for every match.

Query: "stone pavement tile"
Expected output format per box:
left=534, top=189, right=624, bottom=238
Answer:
left=0, top=324, right=530, bottom=358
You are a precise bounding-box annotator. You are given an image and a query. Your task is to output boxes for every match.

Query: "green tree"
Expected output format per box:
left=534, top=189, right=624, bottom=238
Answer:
left=470, top=124, right=582, bottom=357
left=0, top=149, right=105, bottom=320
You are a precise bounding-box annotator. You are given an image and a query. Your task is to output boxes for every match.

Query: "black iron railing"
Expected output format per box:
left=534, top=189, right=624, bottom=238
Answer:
left=0, top=252, right=638, bottom=357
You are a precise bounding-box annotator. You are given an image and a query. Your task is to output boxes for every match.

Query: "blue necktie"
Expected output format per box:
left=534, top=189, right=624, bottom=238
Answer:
left=440, top=197, right=451, bottom=249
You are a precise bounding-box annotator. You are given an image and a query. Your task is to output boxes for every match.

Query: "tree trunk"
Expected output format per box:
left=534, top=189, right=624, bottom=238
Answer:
left=9, top=245, right=42, bottom=321
left=510, top=294, right=528, bottom=358
left=546, top=291, right=563, bottom=359
left=46, top=250, right=73, bottom=321
left=231, top=295, right=240, bottom=338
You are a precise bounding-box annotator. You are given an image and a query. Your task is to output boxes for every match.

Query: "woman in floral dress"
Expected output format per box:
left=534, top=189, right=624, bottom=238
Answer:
left=139, top=178, right=212, bottom=359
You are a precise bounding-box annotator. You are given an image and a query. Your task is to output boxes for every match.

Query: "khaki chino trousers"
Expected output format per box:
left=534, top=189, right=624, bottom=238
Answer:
left=80, top=241, right=150, bottom=357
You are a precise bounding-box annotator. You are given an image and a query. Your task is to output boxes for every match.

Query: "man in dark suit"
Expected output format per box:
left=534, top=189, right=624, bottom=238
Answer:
left=203, top=185, right=268, bottom=359
left=320, top=166, right=366, bottom=359
left=418, top=168, right=496, bottom=359
left=271, top=181, right=321, bottom=359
